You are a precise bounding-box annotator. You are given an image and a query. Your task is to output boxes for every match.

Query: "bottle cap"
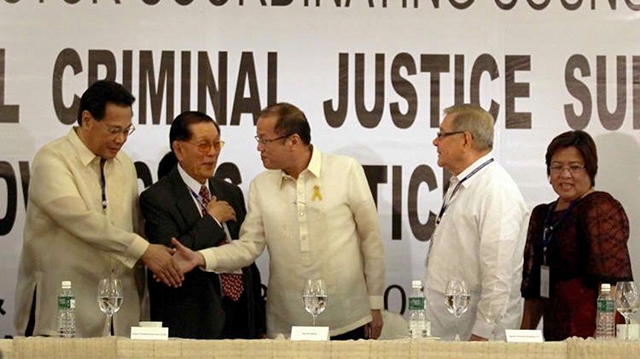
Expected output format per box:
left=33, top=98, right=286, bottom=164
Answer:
left=412, top=280, right=422, bottom=288
left=62, top=280, right=71, bottom=289
left=601, top=283, right=611, bottom=292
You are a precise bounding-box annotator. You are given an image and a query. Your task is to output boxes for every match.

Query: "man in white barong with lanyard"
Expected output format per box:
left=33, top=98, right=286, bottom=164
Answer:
left=424, top=104, right=529, bottom=341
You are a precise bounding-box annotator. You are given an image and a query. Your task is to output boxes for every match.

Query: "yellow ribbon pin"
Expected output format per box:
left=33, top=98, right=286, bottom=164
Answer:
left=312, top=185, right=323, bottom=201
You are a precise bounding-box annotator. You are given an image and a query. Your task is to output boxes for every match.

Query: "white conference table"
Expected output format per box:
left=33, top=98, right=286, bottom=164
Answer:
left=0, top=336, right=638, bottom=359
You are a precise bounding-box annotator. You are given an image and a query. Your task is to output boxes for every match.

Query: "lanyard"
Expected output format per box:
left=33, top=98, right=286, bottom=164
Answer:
left=99, top=159, right=107, bottom=211
left=435, top=158, right=494, bottom=226
left=189, top=187, right=209, bottom=214
left=541, top=200, right=575, bottom=265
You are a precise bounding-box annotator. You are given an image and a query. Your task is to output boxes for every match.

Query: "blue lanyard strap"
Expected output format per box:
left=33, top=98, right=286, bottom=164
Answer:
left=99, top=159, right=107, bottom=211
left=541, top=200, right=576, bottom=265
left=435, top=158, right=494, bottom=226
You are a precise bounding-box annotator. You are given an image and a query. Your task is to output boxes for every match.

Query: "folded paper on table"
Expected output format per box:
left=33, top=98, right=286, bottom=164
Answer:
left=131, top=326, right=169, bottom=340
left=505, top=329, right=544, bottom=342
left=290, top=326, right=329, bottom=341
left=616, top=324, right=640, bottom=339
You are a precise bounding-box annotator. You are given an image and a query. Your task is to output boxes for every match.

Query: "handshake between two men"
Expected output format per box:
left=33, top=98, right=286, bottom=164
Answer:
left=149, top=194, right=236, bottom=287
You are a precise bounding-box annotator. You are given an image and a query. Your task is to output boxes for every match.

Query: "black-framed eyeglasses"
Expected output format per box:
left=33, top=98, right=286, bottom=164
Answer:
left=549, top=164, right=585, bottom=175
left=435, top=131, right=465, bottom=139
left=98, top=122, right=136, bottom=137
left=183, top=140, right=225, bottom=153
left=254, top=134, right=292, bottom=145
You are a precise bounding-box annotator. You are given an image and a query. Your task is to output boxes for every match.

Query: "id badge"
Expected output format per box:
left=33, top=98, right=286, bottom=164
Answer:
left=540, top=265, right=550, bottom=298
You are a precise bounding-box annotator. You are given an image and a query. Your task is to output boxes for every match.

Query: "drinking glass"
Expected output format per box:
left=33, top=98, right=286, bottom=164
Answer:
left=97, top=275, right=123, bottom=337
left=614, top=281, right=640, bottom=340
left=302, top=279, right=328, bottom=326
left=444, top=279, right=470, bottom=341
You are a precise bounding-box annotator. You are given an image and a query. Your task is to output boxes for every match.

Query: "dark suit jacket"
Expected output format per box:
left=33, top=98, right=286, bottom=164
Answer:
left=139, top=167, right=265, bottom=339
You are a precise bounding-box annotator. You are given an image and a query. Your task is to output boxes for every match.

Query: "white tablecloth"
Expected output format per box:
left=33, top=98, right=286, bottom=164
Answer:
left=1, top=336, right=638, bottom=359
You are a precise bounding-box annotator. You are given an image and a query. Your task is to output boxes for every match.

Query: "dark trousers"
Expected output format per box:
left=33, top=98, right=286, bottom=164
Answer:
left=220, top=295, right=251, bottom=339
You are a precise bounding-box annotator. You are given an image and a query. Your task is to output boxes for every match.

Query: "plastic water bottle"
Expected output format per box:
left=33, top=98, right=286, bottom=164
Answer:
left=57, top=280, right=76, bottom=338
left=408, top=280, right=430, bottom=338
left=595, top=283, right=615, bottom=339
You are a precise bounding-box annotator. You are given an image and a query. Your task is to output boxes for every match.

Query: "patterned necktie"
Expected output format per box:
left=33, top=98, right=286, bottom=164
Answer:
left=199, top=185, right=244, bottom=301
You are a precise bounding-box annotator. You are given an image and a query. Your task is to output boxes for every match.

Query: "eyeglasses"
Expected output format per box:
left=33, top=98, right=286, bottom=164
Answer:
left=99, top=122, right=136, bottom=137
left=183, top=140, right=225, bottom=153
left=435, top=131, right=465, bottom=139
left=254, top=134, right=292, bottom=145
left=549, top=164, right=586, bottom=174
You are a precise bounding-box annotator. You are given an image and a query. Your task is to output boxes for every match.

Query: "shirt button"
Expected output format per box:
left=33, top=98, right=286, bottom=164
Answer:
left=300, top=212, right=305, bottom=217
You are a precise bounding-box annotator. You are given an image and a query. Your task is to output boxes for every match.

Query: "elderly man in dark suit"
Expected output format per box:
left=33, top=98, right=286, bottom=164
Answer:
left=140, top=111, right=265, bottom=339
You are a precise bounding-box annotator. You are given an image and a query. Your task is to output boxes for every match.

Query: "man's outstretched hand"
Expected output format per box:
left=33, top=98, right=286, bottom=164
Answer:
left=171, top=237, right=205, bottom=273
left=141, top=244, right=183, bottom=288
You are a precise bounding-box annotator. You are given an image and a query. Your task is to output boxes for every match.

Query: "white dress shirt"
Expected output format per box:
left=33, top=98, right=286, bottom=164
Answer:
left=177, top=164, right=210, bottom=214
left=424, top=153, right=529, bottom=340
left=200, top=147, right=386, bottom=337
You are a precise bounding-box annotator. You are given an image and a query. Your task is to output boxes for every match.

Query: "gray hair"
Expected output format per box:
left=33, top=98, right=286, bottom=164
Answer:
left=444, top=104, right=494, bottom=151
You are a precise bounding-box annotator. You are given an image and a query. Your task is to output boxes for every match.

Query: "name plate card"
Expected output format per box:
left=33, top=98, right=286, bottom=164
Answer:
left=131, top=326, right=169, bottom=340
left=290, top=326, right=329, bottom=341
left=617, top=324, right=640, bottom=339
left=505, top=329, right=544, bottom=342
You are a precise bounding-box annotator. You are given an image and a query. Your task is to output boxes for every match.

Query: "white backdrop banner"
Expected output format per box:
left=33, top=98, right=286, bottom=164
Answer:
left=1, top=1, right=640, bottom=337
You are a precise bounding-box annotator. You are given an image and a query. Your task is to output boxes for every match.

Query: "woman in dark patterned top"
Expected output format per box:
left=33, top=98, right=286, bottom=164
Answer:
left=520, top=130, right=632, bottom=341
